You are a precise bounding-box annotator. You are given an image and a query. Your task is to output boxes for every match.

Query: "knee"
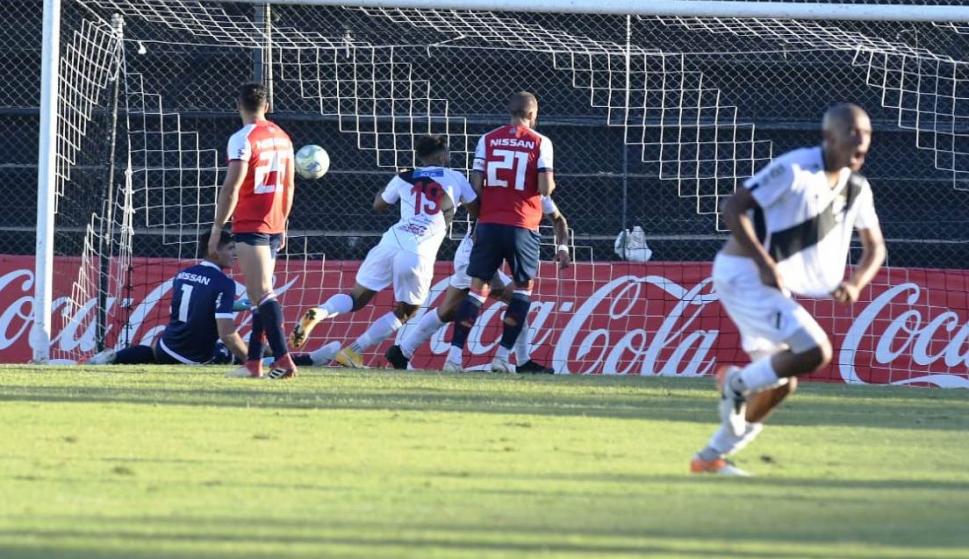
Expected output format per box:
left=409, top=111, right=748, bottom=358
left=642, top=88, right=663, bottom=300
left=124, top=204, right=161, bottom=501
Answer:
left=350, top=296, right=367, bottom=312
left=394, top=303, right=418, bottom=322
left=799, top=341, right=832, bottom=372
left=438, top=305, right=457, bottom=323
left=349, top=286, right=373, bottom=311
left=815, top=339, right=833, bottom=369
left=248, top=286, right=273, bottom=304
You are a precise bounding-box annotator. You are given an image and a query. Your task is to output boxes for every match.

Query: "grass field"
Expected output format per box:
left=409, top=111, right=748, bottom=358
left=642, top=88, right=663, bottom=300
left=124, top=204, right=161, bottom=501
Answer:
left=0, top=366, right=967, bottom=559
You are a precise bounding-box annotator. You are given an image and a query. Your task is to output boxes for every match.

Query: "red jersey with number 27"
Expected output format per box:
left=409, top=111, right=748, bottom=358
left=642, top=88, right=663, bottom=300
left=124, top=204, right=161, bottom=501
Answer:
left=473, top=125, right=554, bottom=231
left=226, top=119, right=294, bottom=234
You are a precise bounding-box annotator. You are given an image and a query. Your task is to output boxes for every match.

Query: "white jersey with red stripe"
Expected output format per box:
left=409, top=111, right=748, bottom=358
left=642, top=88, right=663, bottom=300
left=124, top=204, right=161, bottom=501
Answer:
left=379, top=166, right=477, bottom=258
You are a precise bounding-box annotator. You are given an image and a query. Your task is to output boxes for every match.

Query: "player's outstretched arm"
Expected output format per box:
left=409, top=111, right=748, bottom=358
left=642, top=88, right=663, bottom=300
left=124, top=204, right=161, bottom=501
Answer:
left=463, top=198, right=480, bottom=221
left=723, top=188, right=782, bottom=290
left=281, top=151, right=296, bottom=251
left=210, top=160, right=247, bottom=253
left=538, top=172, right=556, bottom=197
left=833, top=226, right=886, bottom=304
left=469, top=171, right=484, bottom=198
left=548, top=209, right=570, bottom=268
left=217, top=318, right=248, bottom=363
left=373, top=188, right=393, bottom=212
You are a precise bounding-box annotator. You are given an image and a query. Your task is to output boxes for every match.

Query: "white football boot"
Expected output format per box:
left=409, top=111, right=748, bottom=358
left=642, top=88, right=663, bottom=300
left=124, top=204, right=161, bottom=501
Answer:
left=87, top=349, right=117, bottom=365
left=442, top=359, right=464, bottom=373
left=490, top=355, right=516, bottom=373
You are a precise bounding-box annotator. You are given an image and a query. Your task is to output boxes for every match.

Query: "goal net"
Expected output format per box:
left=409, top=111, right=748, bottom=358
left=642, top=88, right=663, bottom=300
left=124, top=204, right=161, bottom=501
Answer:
left=11, top=0, right=969, bottom=385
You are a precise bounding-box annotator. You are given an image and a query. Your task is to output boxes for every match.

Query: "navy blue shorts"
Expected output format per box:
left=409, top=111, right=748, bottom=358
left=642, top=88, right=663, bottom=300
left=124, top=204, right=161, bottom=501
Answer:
left=466, top=223, right=541, bottom=285
left=233, top=232, right=283, bottom=259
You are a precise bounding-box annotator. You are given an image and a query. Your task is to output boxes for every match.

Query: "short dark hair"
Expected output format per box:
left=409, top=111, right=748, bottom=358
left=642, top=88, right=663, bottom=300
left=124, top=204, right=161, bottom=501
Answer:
left=199, top=230, right=233, bottom=255
left=415, top=135, right=448, bottom=162
left=508, top=91, right=538, bottom=119
left=238, top=82, right=269, bottom=113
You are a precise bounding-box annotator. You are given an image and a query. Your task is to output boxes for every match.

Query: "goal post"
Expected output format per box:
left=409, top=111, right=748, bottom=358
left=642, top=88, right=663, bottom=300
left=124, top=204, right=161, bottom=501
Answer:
left=22, top=0, right=969, bottom=385
left=32, top=0, right=63, bottom=364
left=219, top=0, right=969, bottom=23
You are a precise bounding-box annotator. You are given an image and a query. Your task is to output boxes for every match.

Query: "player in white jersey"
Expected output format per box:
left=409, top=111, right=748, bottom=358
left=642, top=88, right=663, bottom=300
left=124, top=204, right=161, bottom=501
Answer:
left=691, top=104, right=886, bottom=476
left=289, top=135, right=478, bottom=367
left=385, top=196, right=570, bottom=373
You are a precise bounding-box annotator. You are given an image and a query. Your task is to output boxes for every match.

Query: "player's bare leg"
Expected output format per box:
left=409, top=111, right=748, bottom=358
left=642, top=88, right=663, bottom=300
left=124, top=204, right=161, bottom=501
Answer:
left=336, top=301, right=418, bottom=368
left=291, top=284, right=376, bottom=349
left=233, top=242, right=296, bottom=379
left=487, top=279, right=534, bottom=373
left=720, top=338, right=830, bottom=435
left=446, top=278, right=493, bottom=371
left=692, top=376, right=798, bottom=476
left=388, top=274, right=510, bottom=369
left=389, top=285, right=467, bottom=369
left=695, top=333, right=824, bottom=476
left=492, top=285, right=551, bottom=374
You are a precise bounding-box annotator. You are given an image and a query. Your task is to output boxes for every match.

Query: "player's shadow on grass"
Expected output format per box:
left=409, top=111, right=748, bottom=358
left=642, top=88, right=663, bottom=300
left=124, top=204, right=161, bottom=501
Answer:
left=1, top=512, right=965, bottom=559
left=0, top=379, right=967, bottom=431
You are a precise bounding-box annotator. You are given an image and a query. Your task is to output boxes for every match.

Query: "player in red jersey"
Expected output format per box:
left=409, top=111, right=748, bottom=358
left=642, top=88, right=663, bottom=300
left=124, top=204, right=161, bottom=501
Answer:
left=209, top=82, right=297, bottom=379
left=445, top=91, right=557, bottom=372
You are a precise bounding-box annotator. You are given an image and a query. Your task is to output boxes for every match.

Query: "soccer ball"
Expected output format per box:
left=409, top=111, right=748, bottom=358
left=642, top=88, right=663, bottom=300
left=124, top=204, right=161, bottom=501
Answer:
left=295, top=144, right=330, bottom=179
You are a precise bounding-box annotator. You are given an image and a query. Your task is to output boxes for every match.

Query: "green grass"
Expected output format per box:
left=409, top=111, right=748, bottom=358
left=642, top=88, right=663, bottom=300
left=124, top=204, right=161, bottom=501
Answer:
left=0, top=366, right=967, bottom=559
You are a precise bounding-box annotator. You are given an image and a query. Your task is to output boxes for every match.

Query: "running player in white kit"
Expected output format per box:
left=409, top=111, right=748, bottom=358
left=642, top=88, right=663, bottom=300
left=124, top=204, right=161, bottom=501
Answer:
left=691, top=104, right=886, bottom=476
left=289, top=135, right=478, bottom=368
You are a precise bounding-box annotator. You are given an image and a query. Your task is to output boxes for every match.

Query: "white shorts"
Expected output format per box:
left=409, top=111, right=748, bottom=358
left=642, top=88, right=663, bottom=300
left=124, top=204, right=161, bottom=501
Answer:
left=713, top=252, right=828, bottom=357
left=356, top=239, right=435, bottom=305
left=449, top=235, right=512, bottom=290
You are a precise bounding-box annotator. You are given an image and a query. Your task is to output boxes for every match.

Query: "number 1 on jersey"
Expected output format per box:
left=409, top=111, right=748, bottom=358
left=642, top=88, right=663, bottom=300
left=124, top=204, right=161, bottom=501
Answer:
left=177, top=284, right=194, bottom=323
left=488, top=149, right=529, bottom=191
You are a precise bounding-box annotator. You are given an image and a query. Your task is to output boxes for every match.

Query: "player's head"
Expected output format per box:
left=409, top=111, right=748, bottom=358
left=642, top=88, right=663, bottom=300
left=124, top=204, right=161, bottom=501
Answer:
left=200, top=230, right=235, bottom=268
left=822, top=103, right=872, bottom=172
left=508, top=91, right=539, bottom=128
left=237, top=82, right=269, bottom=118
left=415, top=135, right=448, bottom=166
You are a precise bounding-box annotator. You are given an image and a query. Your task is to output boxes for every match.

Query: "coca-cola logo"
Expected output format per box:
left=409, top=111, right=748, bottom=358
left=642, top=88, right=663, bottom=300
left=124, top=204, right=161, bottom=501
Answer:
left=0, top=255, right=965, bottom=389
left=840, top=282, right=969, bottom=388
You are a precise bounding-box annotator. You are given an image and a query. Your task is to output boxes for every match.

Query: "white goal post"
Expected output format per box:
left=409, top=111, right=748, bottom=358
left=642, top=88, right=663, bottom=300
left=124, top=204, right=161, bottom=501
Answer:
left=26, top=0, right=969, bottom=386
left=222, top=0, right=969, bottom=23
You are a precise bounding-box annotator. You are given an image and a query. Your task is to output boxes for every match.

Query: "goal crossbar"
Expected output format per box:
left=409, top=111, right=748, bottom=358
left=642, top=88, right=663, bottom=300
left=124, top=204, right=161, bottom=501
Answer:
left=217, top=0, right=969, bottom=23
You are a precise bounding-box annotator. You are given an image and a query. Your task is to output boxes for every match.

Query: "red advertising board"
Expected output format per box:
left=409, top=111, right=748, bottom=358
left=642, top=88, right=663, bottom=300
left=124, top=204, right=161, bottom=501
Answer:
left=0, top=255, right=966, bottom=387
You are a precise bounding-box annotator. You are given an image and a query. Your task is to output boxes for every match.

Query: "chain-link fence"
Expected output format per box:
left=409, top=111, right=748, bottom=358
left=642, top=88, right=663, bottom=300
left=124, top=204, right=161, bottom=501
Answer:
left=4, top=0, right=969, bottom=267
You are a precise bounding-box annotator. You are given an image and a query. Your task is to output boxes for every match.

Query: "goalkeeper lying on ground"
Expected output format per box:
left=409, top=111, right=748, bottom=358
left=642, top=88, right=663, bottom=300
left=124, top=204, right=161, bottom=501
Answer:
left=88, top=231, right=334, bottom=368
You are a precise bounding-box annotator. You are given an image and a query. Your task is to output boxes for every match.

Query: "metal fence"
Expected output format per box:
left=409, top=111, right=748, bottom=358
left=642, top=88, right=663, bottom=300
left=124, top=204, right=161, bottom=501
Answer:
left=3, top=0, right=969, bottom=269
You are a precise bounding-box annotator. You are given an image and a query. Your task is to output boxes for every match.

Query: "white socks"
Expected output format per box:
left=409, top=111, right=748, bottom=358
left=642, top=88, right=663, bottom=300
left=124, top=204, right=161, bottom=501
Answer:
left=703, top=422, right=765, bottom=460
left=350, top=312, right=403, bottom=354
left=732, top=357, right=781, bottom=395
left=514, top=318, right=531, bottom=364
left=309, top=341, right=340, bottom=365
left=447, top=345, right=463, bottom=364
left=322, top=293, right=354, bottom=316
left=400, top=308, right=445, bottom=359
left=495, top=345, right=510, bottom=361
